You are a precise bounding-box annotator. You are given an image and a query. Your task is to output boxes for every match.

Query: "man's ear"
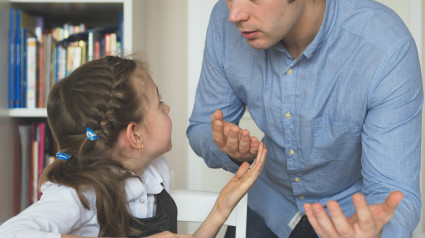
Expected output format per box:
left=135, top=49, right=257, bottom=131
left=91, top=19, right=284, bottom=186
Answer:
left=126, top=122, right=143, bottom=150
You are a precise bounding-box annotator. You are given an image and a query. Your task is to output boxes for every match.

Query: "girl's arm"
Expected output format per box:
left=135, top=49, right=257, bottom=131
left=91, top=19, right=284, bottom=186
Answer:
left=193, top=142, right=267, bottom=238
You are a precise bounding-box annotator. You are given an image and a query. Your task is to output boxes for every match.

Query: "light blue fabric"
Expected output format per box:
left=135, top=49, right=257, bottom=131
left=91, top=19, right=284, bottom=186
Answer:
left=187, top=0, right=423, bottom=237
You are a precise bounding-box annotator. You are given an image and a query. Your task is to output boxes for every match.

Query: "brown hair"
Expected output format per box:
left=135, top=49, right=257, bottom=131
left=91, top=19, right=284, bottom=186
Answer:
left=41, top=56, right=148, bottom=236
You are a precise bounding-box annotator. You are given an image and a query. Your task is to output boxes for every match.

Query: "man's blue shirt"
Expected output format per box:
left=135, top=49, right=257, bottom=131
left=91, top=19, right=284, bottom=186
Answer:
left=187, top=0, right=423, bottom=236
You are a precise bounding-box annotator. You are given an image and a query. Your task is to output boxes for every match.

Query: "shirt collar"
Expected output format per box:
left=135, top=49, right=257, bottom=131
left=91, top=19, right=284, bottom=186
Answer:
left=125, top=163, right=164, bottom=200
left=272, top=0, right=337, bottom=60
left=303, top=0, right=337, bottom=60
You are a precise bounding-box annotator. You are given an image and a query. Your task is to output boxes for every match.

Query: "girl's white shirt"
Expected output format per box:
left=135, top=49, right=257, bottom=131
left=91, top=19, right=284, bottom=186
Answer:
left=0, top=156, right=171, bottom=238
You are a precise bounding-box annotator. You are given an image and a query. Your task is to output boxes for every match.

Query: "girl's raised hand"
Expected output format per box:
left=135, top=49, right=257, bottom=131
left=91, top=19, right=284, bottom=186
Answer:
left=193, top=142, right=267, bottom=238
left=215, top=142, right=267, bottom=218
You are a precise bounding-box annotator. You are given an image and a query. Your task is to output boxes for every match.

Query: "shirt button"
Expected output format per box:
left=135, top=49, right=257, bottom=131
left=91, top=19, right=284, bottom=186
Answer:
left=289, top=149, right=295, bottom=155
left=139, top=198, right=145, bottom=204
left=294, top=177, right=300, bottom=182
left=285, top=112, right=292, bottom=118
left=299, top=195, right=304, bottom=200
left=287, top=68, right=293, bottom=75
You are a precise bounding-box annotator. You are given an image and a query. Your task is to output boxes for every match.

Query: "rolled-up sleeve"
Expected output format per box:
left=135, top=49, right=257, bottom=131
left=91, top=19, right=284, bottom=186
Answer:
left=361, top=39, right=423, bottom=237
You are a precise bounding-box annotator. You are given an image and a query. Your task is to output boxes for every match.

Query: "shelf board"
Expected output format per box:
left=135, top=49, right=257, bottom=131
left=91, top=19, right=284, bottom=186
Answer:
left=3, top=108, right=47, bottom=118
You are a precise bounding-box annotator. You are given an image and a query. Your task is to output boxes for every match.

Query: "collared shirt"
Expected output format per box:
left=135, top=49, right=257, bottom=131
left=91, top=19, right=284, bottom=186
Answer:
left=0, top=156, right=170, bottom=238
left=187, top=0, right=423, bottom=237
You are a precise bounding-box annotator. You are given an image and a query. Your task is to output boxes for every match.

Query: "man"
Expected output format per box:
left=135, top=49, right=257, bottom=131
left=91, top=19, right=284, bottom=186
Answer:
left=187, top=0, right=422, bottom=237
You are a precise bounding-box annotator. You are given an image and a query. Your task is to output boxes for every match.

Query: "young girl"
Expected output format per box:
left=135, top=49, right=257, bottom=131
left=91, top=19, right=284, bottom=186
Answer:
left=0, top=56, right=266, bottom=238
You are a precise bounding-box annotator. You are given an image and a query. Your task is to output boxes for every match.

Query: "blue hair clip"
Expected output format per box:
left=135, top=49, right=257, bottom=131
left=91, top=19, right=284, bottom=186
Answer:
left=86, top=127, right=98, bottom=141
left=56, top=152, right=71, bottom=161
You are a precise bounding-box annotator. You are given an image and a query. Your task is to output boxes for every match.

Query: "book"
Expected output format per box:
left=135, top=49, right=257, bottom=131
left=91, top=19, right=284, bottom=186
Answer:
left=37, top=123, right=46, bottom=200
left=119, top=12, right=123, bottom=56
left=57, top=44, right=66, bottom=81
left=110, top=33, right=117, bottom=56
left=13, top=124, right=20, bottom=215
left=88, top=30, right=94, bottom=61
left=32, top=140, right=39, bottom=203
left=104, top=33, right=110, bottom=56
left=42, top=35, right=53, bottom=107
left=80, top=40, right=87, bottom=65
left=26, top=37, right=37, bottom=108
left=19, top=27, right=27, bottom=108
left=15, top=11, right=21, bottom=108
left=18, top=125, right=32, bottom=210
left=35, top=17, right=44, bottom=108
left=15, top=9, right=37, bottom=108
left=94, top=40, right=100, bottom=59
left=9, top=9, right=15, bottom=108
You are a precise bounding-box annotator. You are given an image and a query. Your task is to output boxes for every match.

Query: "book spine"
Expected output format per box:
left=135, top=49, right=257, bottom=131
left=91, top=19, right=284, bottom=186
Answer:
left=9, top=9, right=15, bottom=108
left=37, top=123, right=45, bottom=200
left=26, top=37, right=37, bottom=109
left=15, top=10, right=21, bottom=108
left=88, top=30, right=93, bottom=61
left=20, top=28, right=27, bottom=108
left=119, top=12, right=123, bottom=56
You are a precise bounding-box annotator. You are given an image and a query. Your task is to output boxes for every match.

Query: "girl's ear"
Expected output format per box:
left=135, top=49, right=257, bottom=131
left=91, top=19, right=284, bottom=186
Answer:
left=126, top=122, right=144, bottom=151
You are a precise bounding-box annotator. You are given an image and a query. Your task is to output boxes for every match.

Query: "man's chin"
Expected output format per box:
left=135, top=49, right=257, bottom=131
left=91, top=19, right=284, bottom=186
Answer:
left=246, top=39, right=273, bottom=50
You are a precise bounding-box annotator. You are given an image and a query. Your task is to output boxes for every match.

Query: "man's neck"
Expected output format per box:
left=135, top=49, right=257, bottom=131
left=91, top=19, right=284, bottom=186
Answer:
left=282, top=0, right=326, bottom=59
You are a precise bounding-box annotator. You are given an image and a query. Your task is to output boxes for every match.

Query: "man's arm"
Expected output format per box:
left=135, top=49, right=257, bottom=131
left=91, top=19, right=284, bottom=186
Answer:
left=362, top=38, right=422, bottom=237
left=187, top=1, right=252, bottom=173
left=305, top=38, right=423, bottom=238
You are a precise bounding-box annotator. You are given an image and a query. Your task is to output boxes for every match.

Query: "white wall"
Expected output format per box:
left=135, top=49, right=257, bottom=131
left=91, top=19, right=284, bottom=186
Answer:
left=132, top=0, right=190, bottom=190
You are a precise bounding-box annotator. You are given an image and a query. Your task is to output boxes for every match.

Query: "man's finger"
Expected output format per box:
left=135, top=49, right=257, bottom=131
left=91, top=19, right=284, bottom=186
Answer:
left=226, top=127, right=241, bottom=152
left=327, top=200, right=354, bottom=237
left=304, top=203, right=327, bottom=236
left=239, top=129, right=251, bottom=154
left=352, top=193, right=375, bottom=231
left=212, top=120, right=226, bottom=149
left=210, top=109, right=223, bottom=124
left=384, top=191, right=403, bottom=211
left=374, top=191, right=404, bottom=228
left=249, top=137, right=260, bottom=155
left=311, top=203, right=339, bottom=237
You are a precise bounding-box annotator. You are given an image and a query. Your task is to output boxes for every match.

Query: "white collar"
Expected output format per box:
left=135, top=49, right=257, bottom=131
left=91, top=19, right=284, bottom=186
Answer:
left=125, top=163, right=164, bottom=200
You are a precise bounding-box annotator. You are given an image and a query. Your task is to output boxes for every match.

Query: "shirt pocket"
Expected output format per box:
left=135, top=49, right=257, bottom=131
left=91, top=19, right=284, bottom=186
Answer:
left=311, top=117, right=362, bottom=161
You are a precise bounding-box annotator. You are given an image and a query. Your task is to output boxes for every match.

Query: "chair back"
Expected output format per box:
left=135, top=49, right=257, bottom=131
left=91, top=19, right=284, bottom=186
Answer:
left=170, top=189, right=247, bottom=238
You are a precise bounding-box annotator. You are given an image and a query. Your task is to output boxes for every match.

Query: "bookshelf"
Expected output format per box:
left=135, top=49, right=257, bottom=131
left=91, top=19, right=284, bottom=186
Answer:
left=0, top=0, right=134, bottom=222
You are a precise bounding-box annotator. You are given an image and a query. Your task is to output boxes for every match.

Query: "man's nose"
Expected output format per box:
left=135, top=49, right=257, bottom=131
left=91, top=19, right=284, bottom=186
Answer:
left=228, top=0, right=249, bottom=23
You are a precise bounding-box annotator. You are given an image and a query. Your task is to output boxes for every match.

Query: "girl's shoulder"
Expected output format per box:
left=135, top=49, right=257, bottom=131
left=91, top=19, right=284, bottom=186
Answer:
left=41, top=182, right=97, bottom=212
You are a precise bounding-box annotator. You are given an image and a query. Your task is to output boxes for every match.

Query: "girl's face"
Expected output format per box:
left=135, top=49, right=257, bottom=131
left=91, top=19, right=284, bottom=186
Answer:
left=139, top=74, right=172, bottom=158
